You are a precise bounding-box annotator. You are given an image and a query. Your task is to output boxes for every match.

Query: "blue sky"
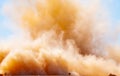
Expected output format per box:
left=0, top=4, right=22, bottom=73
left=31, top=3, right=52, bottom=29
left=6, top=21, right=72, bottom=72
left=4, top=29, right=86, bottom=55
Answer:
left=0, top=0, right=120, bottom=38
left=0, top=0, right=14, bottom=38
left=110, top=0, right=120, bottom=21
left=104, top=0, right=120, bottom=22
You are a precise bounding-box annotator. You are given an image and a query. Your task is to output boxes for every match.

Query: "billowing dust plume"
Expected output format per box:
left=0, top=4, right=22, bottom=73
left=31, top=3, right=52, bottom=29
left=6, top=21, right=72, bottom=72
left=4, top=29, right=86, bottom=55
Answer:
left=0, top=0, right=120, bottom=76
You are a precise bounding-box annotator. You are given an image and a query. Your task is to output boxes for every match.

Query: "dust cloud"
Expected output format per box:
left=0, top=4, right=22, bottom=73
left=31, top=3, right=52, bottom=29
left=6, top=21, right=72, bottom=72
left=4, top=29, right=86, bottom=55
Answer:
left=0, top=0, right=120, bottom=76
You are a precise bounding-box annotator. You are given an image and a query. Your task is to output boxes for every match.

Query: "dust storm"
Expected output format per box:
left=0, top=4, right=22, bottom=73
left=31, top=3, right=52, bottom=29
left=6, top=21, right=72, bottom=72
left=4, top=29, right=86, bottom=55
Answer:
left=0, top=0, right=120, bottom=76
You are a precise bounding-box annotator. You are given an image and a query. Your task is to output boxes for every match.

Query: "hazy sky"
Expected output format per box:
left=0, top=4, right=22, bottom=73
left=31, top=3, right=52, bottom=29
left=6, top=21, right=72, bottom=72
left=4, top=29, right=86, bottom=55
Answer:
left=0, top=0, right=120, bottom=38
